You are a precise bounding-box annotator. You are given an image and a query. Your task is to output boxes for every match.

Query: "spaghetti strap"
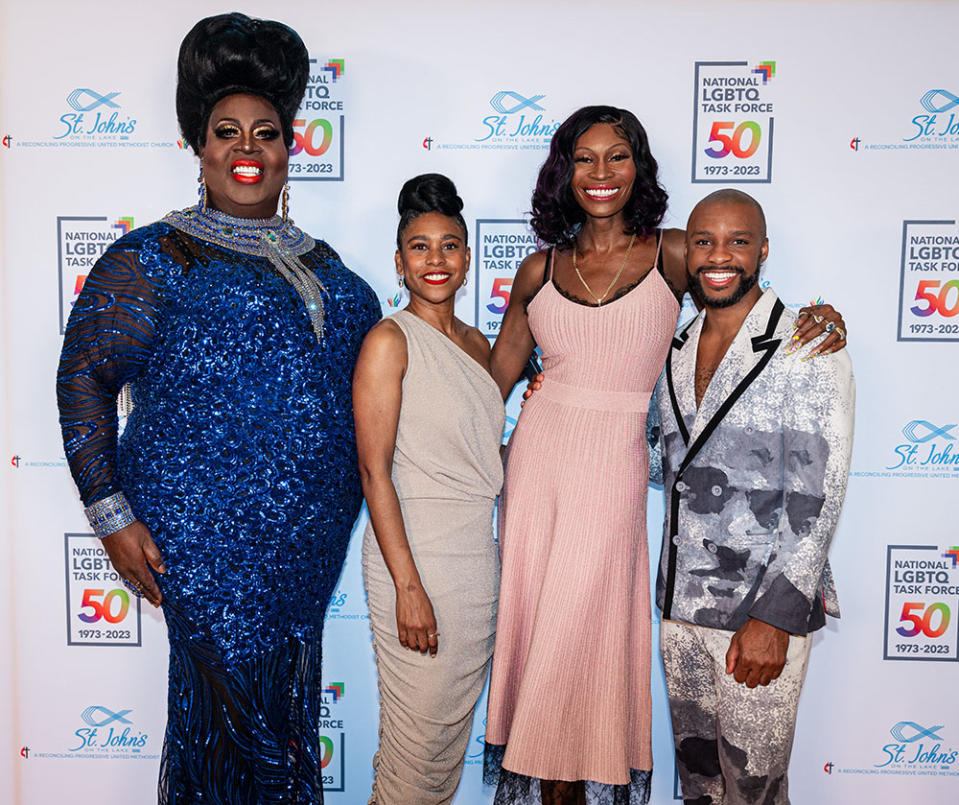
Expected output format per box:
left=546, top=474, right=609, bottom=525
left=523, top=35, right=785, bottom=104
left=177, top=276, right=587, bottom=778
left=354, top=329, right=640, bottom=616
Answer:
left=654, top=229, right=665, bottom=277
left=544, top=248, right=555, bottom=283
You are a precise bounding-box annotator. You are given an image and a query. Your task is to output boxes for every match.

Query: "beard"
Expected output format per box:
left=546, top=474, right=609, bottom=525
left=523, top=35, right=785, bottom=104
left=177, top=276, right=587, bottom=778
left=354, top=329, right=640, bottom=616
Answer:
left=686, top=261, right=761, bottom=309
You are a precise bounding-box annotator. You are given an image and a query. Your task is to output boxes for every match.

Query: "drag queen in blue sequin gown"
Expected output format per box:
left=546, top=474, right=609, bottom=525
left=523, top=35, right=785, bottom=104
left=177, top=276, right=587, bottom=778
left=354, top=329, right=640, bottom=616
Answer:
left=56, top=14, right=380, bottom=804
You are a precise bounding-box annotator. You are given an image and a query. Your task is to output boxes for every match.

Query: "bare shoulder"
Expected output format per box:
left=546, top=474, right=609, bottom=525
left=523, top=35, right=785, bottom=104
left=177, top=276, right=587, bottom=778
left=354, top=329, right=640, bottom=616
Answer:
left=513, top=248, right=549, bottom=286
left=463, top=323, right=493, bottom=357
left=359, top=316, right=407, bottom=362
left=660, top=227, right=688, bottom=292
left=661, top=227, right=685, bottom=266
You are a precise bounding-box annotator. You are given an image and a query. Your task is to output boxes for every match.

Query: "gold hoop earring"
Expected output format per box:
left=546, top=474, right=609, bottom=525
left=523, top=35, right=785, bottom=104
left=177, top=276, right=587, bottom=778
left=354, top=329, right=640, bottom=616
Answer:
left=281, top=183, right=290, bottom=221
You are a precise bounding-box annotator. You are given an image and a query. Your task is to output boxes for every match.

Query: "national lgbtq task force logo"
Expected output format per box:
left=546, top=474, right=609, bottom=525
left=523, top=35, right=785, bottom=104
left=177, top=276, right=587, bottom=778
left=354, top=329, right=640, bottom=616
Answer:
left=430, top=91, right=560, bottom=152
left=474, top=219, right=538, bottom=339
left=58, top=215, right=134, bottom=333
left=691, top=60, right=776, bottom=183
left=65, top=534, right=142, bottom=647
left=898, top=219, right=959, bottom=342
left=319, top=682, right=346, bottom=792
left=884, top=544, right=959, bottom=662
left=288, top=57, right=346, bottom=181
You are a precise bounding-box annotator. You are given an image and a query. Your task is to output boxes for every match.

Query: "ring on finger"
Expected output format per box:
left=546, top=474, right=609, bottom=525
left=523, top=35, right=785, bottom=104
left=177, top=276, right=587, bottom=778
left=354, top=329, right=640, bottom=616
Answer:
left=835, top=326, right=846, bottom=340
left=824, top=321, right=836, bottom=334
left=813, top=314, right=824, bottom=324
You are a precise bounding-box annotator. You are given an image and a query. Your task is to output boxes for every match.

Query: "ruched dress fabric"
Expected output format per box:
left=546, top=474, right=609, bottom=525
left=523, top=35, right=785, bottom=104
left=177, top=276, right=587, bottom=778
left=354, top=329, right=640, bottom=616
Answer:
left=57, top=221, right=380, bottom=805
left=484, top=248, right=679, bottom=802
left=363, top=310, right=504, bottom=804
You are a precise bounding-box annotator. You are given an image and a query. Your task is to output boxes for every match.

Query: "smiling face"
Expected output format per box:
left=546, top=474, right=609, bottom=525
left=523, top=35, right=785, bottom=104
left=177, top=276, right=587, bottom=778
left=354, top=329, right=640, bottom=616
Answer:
left=395, top=212, right=470, bottom=303
left=570, top=122, right=637, bottom=219
left=199, top=93, right=289, bottom=219
left=685, top=199, right=769, bottom=309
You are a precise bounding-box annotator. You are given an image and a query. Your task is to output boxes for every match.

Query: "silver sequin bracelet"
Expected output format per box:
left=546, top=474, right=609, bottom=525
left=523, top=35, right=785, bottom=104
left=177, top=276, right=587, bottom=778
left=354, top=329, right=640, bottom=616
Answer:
left=85, top=493, right=136, bottom=538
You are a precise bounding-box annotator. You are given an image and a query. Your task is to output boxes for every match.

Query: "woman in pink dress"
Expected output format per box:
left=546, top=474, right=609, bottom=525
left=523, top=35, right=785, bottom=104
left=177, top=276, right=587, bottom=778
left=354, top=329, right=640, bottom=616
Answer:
left=484, top=105, right=846, bottom=804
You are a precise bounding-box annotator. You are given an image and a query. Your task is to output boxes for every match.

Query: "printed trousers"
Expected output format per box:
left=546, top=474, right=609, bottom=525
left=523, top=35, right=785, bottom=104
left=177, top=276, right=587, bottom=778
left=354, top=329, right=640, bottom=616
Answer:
left=660, top=619, right=812, bottom=805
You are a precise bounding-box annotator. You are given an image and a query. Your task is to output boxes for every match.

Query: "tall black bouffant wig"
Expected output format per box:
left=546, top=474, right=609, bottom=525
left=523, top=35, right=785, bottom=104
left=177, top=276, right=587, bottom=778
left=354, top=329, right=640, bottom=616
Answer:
left=396, top=174, right=468, bottom=248
left=176, top=12, right=309, bottom=153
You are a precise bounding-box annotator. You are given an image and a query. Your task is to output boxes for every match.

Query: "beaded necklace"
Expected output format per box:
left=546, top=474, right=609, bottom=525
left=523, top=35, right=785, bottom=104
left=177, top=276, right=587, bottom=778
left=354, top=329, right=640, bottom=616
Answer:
left=162, top=205, right=327, bottom=341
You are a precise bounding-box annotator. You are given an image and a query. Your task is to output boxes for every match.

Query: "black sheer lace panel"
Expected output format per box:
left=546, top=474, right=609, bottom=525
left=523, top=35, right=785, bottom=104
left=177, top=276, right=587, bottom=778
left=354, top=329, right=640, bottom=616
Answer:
left=57, top=231, right=172, bottom=505
left=484, top=744, right=653, bottom=805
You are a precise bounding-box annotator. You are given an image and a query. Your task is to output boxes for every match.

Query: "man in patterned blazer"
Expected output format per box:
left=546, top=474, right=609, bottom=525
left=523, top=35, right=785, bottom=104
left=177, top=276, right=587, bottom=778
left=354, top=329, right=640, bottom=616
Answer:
left=657, top=189, right=855, bottom=805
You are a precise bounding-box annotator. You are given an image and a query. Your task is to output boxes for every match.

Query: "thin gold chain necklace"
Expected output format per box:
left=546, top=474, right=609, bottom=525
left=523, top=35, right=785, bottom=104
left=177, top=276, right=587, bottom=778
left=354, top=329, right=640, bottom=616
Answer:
left=572, top=233, right=636, bottom=305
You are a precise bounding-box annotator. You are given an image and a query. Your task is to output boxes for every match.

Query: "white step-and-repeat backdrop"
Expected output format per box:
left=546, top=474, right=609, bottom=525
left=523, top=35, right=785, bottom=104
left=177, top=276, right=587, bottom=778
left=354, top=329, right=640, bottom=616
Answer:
left=2, top=1, right=957, bottom=802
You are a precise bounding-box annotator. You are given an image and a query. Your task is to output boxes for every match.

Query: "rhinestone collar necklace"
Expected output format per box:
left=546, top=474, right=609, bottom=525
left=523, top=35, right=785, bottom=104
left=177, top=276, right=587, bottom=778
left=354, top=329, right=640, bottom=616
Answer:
left=163, top=205, right=327, bottom=341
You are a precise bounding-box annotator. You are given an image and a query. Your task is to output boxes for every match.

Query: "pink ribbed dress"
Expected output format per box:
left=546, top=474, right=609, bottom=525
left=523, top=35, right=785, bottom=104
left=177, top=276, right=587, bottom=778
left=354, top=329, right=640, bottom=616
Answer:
left=486, top=243, right=679, bottom=788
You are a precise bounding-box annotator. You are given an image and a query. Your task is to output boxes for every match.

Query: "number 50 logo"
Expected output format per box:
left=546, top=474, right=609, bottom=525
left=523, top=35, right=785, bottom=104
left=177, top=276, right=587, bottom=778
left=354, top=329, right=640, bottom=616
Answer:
left=704, top=121, right=762, bottom=159
left=291, top=118, right=333, bottom=157
left=288, top=116, right=344, bottom=182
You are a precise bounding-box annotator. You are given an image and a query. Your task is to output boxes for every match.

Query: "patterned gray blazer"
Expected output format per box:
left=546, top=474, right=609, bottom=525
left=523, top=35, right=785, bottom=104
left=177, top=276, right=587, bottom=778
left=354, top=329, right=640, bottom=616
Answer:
left=655, top=289, right=855, bottom=636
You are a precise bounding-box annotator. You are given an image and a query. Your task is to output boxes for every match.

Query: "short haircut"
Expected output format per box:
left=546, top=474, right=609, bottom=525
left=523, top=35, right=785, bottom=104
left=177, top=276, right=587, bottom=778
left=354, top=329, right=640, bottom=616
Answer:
left=691, top=189, right=767, bottom=238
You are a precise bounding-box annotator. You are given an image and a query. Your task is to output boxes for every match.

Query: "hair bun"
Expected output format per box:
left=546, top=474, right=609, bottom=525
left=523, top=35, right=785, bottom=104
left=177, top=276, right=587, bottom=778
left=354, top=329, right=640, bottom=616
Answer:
left=395, top=173, right=468, bottom=248
left=397, top=174, right=464, bottom=218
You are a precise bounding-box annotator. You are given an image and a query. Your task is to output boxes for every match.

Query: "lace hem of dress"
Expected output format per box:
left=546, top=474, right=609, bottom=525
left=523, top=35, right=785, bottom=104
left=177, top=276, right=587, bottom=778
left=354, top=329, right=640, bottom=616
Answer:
left=483, top=743, right=652, bottom=805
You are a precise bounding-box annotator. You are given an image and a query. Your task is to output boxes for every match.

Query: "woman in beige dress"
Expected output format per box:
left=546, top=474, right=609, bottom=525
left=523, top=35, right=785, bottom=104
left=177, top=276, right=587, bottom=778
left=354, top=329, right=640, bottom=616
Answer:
left=354, top=173, right=505, bottom=803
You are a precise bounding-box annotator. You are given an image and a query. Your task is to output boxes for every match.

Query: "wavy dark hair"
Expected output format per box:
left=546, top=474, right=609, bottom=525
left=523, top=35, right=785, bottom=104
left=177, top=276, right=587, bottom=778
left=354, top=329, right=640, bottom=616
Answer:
left=396, top=174, right=468, bottom=248
left=530, top=105, right=668, bottom=247
left=176, top=12, right=309, bottom=153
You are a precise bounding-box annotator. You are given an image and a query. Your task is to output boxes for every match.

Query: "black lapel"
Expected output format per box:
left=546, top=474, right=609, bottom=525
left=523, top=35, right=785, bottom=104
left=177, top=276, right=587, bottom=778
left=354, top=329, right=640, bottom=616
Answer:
left=677, top=298, right=785, bottom=477
left=665, top=318, right=698, bottom=447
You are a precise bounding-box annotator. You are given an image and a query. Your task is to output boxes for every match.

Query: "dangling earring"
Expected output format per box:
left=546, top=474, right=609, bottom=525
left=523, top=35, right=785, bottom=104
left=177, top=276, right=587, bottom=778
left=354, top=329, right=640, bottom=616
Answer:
left=462, top=273, right=468, bottom=288
left=281, top=183, right=290, bottom=221
left=197, top=163, right=207, bottom=211
left=397, top=274, right=405, bottom=288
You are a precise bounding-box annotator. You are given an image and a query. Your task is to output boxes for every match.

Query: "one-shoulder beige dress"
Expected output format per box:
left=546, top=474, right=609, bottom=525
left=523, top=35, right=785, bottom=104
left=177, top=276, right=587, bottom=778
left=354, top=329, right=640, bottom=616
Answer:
left=363, top=309, right=504, bottom=804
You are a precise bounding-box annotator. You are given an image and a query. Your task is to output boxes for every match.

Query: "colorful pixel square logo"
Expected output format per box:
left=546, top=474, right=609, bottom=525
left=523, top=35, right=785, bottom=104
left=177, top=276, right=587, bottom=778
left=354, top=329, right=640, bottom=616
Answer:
left=323, top=59, right=344, bottom=82
left=323, top=683, right=344, bottom=703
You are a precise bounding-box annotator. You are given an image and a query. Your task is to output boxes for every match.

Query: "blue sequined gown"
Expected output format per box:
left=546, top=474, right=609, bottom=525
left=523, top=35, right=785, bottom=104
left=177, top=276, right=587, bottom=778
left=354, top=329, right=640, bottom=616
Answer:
left=57, top=218, right=380, bottom=804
